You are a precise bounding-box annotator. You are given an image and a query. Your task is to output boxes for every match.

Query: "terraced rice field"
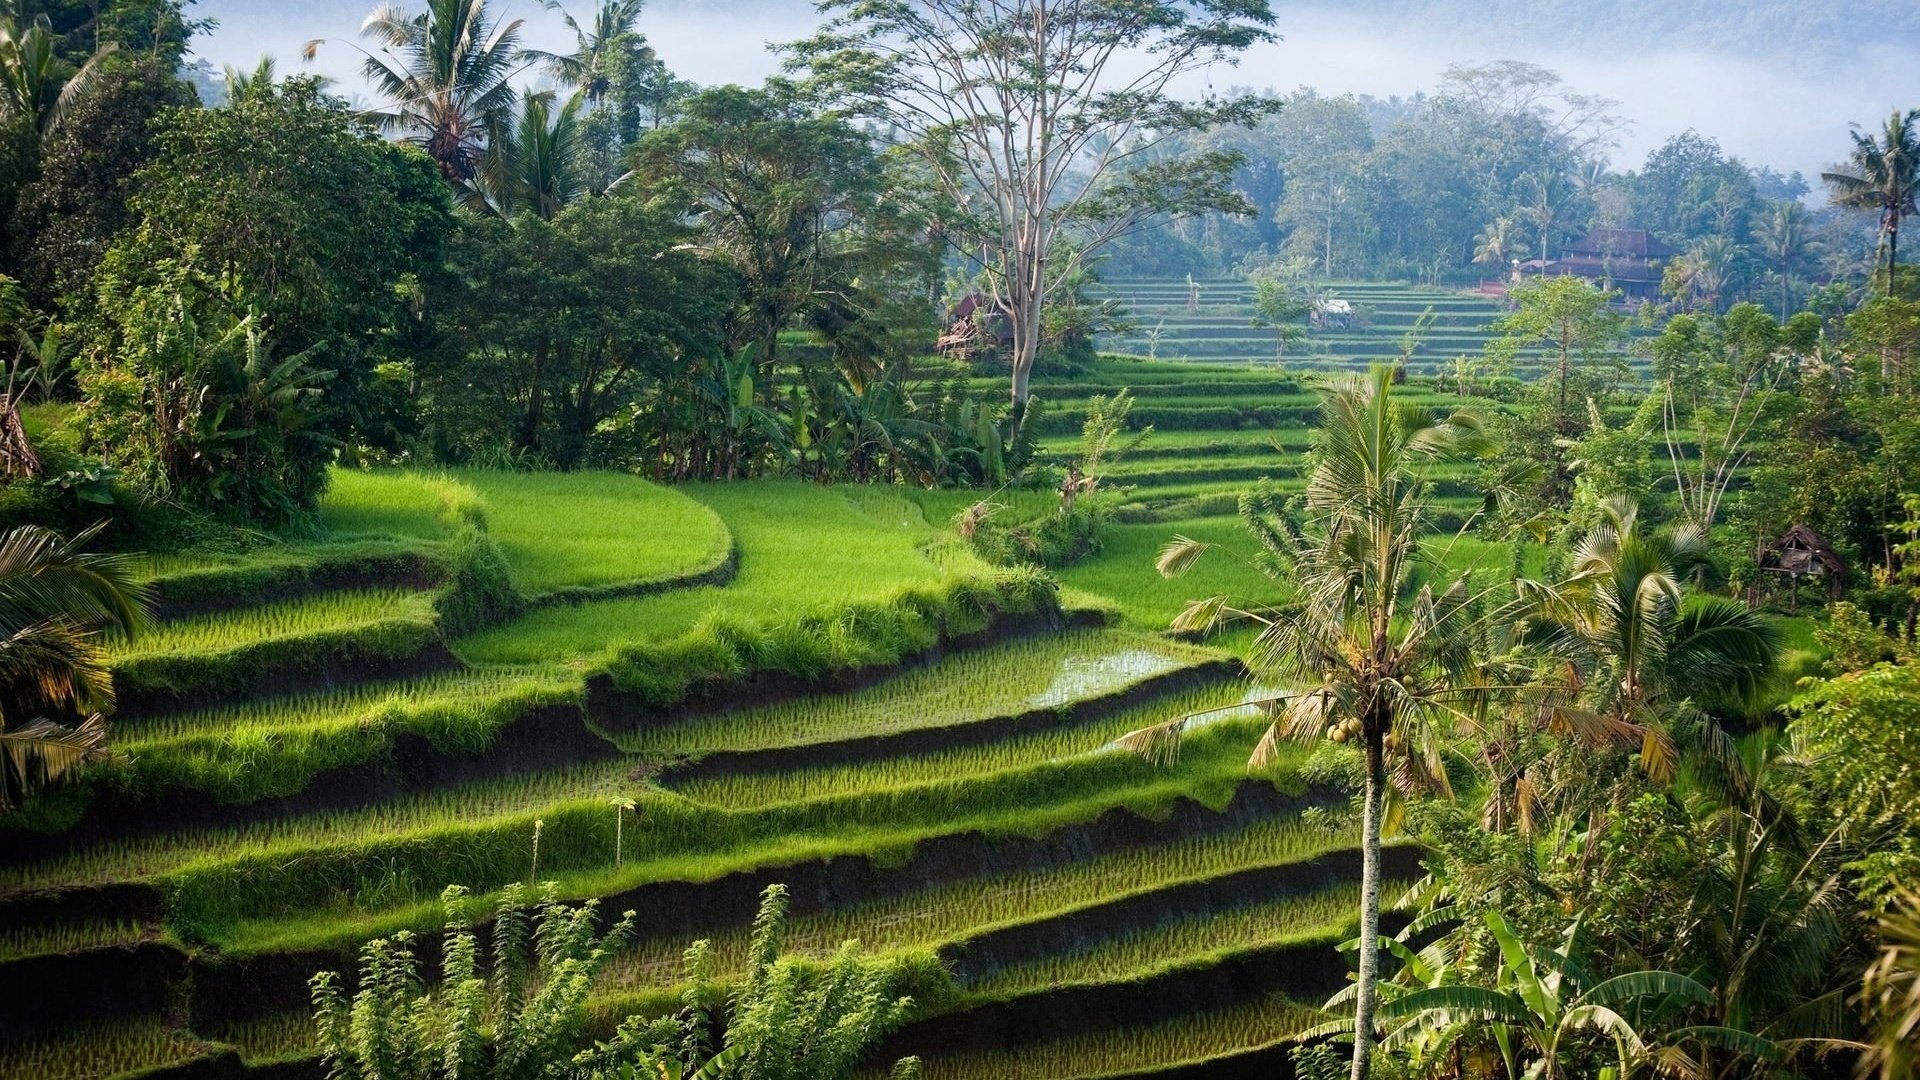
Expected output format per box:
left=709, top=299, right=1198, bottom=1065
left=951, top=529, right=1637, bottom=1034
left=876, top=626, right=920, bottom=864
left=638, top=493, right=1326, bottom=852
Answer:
left=1093, top=277, right=1578, bottom=377
left=9, top=356, right=1428, bottom=1078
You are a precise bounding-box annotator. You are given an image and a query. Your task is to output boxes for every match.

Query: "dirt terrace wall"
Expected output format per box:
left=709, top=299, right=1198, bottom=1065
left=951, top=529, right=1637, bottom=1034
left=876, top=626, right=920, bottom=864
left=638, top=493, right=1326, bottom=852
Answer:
left=655, top=657, right=1238, bottom=787
left=188, top=780, right=1338, bottom=1029
left=942, top=845, right=1423, bottom=986
left=0, top=703, right=620, bottom=864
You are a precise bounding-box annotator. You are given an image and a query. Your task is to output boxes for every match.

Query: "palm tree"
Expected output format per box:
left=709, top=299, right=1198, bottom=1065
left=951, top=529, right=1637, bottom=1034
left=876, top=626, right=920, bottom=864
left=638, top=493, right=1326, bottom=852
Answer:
left=0, top=522, right=151, bottom=810
left=1531, top=498, right=1779, bottom=794
left=0, top=11, right=112, bottom=142
left=537, top=0, right=646, bottom=106
left=1474, top=216, right=1519, bottom=273
left=1515, top=171, right=1571, bottom=263
left=335, top=0, right=528, bottom=182
left=222, top=55, right=279, bottom=105
left=1823, top=109, right=1920, bottom=293
left=1125, top=367, right=1508, bottom=1080
left=1757, top=201, right=1815, bottom=319
left=470, top=90, right=585, bottom=219
left=1860, top=891, right=1920, bottom=1080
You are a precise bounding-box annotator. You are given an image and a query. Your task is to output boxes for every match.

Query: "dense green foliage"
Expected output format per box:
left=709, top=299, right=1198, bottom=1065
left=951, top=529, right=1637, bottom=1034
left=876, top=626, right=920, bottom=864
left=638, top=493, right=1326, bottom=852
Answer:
left=0, top=3, right=1916, bottom=1079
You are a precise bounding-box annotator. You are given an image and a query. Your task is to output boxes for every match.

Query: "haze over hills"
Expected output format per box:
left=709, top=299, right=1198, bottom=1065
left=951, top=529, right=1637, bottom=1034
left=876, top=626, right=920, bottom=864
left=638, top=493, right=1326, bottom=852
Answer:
left=188, top=0, right=1917, bottom=177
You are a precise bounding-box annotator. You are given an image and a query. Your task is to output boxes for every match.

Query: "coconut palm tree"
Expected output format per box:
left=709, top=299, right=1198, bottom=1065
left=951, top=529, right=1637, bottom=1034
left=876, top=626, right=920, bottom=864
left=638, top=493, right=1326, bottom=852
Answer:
left=1860, top=891, right=1920, bottom=1080
left=1757, top=201, right=1816, bottom=319
left=0, top=522, right=151, bottom=810
left=469, top=90, right=585, bottom=219
left=1529, top=498, right=1779, bottom=796
left=1125, top=367, right=1512, bottom=1079
left=1823, top=109, right=1920, bottom=293
left=337, top=0, right=529, bottom=182
left=1685, top=235, right=1745, bottom=315
left=1474, top=216, right=1519, bottom=272
left=1516, top=171, right=1572, bottom=263
left=0, top=11, right=112, bottom=142
left=537, top=0, right=646, bottom=106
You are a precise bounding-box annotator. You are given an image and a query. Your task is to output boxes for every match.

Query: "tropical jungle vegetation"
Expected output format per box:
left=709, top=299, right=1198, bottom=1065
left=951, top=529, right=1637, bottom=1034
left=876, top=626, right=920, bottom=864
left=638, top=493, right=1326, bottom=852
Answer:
left=0, top=1, right=1917, bottom=1079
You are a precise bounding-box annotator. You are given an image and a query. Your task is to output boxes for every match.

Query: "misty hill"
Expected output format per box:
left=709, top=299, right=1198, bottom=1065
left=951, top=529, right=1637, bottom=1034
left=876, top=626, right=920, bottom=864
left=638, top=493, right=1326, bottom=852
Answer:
left=1331, top=0, right=1913, bottom=58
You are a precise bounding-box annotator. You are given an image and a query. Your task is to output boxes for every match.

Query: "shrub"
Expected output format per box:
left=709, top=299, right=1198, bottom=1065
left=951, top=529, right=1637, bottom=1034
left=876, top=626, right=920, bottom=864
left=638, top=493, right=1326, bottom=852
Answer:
left=312, top=883, right=918, bottom=1080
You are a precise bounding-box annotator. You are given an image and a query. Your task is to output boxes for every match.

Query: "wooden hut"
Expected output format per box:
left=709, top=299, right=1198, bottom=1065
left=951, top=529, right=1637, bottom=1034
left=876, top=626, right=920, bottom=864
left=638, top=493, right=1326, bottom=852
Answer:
left=1752, top=524, right=1848, bottom=610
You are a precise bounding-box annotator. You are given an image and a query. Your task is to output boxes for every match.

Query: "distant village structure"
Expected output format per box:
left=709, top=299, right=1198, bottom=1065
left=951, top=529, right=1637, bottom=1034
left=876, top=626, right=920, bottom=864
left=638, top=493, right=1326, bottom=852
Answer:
left=1515, top=226, right=1674, bottom=303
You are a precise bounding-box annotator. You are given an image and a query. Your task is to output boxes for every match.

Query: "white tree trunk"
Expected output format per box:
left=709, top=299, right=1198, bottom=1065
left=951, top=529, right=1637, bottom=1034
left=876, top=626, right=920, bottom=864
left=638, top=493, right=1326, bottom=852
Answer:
left=1350, top=736, right=1386, bottom=1080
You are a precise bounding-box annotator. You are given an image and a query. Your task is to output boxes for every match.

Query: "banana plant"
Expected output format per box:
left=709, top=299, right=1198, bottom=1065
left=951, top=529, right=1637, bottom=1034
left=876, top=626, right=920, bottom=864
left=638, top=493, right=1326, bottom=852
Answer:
left=1371, top=911, right=1777, bottom=1078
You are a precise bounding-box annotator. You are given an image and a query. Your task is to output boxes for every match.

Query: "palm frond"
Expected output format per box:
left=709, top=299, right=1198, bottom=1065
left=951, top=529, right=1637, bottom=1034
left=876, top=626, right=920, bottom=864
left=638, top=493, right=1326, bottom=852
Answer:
left=1155, top=535, right=1211, bottom=578
left=1113, top=715, right=1187, bottom=767
left=1, top=713, right=108, bottom=810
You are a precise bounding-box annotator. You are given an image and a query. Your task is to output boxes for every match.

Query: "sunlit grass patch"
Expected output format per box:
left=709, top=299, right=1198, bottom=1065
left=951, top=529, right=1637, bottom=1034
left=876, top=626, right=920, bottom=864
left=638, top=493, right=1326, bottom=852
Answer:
left=320, top=468, right=483, bottom=540
left=0, top=760, right=629, bottom=894
left=115, top=668, right=564, bottom=744
left=670, top=674, right=1272, bottom=809
left=456, top=469, right=730, bottom=597
left=1058, top=515, right=1285, bottom=632
left=0, top=918, right=152, bottom=962
left=455, top=482, right=981, bottom=666
left=598, top=815, right=1352, bottom=993
left=629, top=629, right=1217, bottom=757
left=970, top=883, right=1371, bottom=997
left=109, top=588, right=436, bottom=660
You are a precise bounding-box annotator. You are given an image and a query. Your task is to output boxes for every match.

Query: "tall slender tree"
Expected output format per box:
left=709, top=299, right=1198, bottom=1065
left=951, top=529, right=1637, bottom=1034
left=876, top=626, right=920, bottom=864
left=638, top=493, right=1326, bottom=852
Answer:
left=536, top=0, right=644, bottom=105
left=1823, top=108, right=1919, bottom=294
left=326, top=0, right=528, bottom=182
left=1756, top=200, right=1814, bottom=318
left=1124, top=368, right=1505, bottom=1080
left=784, top=0, right=1279, bottom=427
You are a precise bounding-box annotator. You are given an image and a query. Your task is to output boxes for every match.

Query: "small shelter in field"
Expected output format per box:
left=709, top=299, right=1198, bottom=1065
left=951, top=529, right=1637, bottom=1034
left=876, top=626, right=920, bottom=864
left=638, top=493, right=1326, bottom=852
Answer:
left=938, top=293, right=1015, bottom=360
left=1751, top=524, right=1848, bottom=610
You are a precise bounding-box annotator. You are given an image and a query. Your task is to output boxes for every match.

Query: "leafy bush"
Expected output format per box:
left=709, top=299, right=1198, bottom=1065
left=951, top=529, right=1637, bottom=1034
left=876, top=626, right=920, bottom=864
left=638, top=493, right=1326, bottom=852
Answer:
left=312, top=882, right=918, bottom=1080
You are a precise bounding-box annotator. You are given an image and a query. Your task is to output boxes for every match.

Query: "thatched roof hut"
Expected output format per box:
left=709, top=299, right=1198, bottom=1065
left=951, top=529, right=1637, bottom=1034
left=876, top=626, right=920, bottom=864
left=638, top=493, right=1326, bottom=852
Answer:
left=1754, top=524, right=1848, bottom=608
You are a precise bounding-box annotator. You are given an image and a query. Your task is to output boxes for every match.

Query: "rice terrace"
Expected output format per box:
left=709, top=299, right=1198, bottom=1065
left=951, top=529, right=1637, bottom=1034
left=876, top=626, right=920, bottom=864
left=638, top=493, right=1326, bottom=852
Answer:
left=0, top=1, right=1917, bottom=1079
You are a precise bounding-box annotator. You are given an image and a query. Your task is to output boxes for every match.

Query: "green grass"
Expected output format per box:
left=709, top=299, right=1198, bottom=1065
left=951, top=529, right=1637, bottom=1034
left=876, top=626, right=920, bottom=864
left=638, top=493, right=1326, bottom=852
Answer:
left=109, top=588, right=436, bottom=660
left=627, top=629, right=1218, bottom=757
left=455, top=482, right=987, bottom=666
left=456, top=469, right=730, bottom=597
left=0, top=918, right=153, bottom=962
left=969, top=883, right=1373, bottom=997
left=0, top=759, right=631, bottom=894
left=670, top=675, right=1274, bottom=809
left=904, top=994, right=1329, bottom=1080
left=1057, top=515, right=1282, bottom=631
left=319, top=468, right=482, bottom=540
left=113, top=668, right=564, bottom=744
left=0, top=1016, right=216, bottom=1080
left=598, top=813, right=1355, bottom=994
left=182, top=716, right=1298, bottom=954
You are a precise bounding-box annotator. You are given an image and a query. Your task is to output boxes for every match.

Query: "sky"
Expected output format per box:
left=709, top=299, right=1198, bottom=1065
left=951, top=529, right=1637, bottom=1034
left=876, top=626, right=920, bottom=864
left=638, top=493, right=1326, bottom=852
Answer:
left=186, top=0, right=1919, bottom=180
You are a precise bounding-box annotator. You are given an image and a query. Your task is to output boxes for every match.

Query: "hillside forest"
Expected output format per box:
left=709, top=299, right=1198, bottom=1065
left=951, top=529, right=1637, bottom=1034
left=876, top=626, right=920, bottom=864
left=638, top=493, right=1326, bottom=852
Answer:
left=1, top=2, right=1919, bottom=1080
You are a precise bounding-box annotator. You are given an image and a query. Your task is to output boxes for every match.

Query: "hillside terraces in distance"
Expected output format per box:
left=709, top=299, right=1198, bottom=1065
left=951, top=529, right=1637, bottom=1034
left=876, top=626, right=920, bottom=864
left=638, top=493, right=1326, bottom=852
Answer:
left=1093, top=277, right=1650, bottom=379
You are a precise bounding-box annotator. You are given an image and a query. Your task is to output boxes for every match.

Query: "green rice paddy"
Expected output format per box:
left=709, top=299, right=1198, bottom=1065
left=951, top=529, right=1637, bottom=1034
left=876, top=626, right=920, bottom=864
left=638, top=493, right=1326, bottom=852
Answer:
left=108, top=588, right=435, bottom=660
left=456, top=469, right=730, bottom=597
left=20, top=324, right=1531, bottom=1076
left=628, top=628, right=1220, bottom=757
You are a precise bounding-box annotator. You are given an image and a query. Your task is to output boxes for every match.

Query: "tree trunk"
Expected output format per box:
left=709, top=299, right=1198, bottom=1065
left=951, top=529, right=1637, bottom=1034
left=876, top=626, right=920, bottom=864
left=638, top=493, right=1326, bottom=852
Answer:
left=1010, top=293, right=1043, bottom=431
left=1349, top=733, right=1386, bottom=1080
